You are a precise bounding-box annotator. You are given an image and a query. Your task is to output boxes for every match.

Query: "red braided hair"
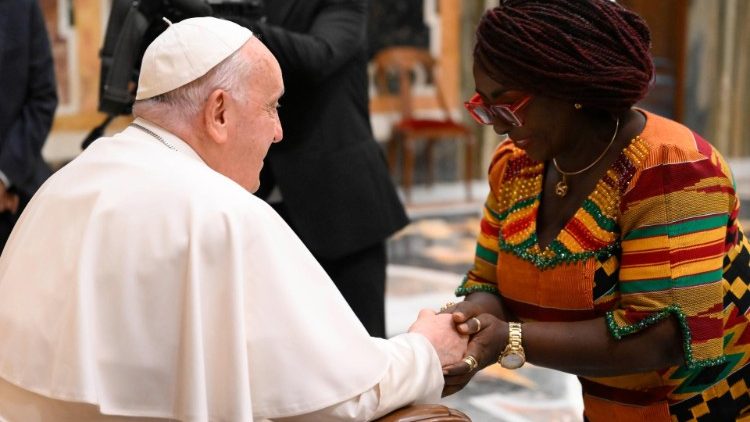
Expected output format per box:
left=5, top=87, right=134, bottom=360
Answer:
left=475, top=0, right=654, bottom=112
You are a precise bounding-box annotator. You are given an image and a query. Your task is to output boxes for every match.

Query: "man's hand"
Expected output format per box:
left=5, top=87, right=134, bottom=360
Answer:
left=408, top=309, right=468, bottom=367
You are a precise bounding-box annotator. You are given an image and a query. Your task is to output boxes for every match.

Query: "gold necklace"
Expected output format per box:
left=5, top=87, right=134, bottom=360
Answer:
left=551, top=117, right=620, bottom=197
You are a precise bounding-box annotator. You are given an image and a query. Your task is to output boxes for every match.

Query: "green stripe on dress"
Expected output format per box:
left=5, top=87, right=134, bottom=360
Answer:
left=581, top=199, right=617, bottom=231
left=486, top=204, right=503, bottom=221
left=620, top=270, right=722, bottom=293
left=624, top=214, right=728, bottom=240
left=476, top=244, right=498, bottom=263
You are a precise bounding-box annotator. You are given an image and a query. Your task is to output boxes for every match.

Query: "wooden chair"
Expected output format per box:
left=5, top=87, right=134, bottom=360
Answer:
left=371, top=46, right=475, bottom=203
left=374, top=404, right=472, bottom=421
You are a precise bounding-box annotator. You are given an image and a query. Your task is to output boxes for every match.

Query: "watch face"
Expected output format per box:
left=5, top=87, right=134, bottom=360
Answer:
left=500, top=353, right=524, bottom=369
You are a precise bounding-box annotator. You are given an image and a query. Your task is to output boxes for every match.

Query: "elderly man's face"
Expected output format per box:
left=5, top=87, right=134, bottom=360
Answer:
left=227, top=40, right=284, bottom=192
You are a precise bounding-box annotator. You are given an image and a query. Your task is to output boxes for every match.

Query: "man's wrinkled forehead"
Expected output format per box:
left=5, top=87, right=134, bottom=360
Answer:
left=247, top=38, right=284, bottom=92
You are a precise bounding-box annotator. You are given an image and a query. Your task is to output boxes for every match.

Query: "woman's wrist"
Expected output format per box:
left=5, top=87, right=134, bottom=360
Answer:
left=466, top=291, right=506, bottom=319
left=498, top=321, right=526, bottom=369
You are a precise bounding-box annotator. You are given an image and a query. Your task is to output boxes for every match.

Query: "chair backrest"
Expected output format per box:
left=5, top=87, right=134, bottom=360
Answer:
left=371, top=46, right=453, bottom=122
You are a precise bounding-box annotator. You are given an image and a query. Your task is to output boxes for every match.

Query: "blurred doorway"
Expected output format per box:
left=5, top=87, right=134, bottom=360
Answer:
left=619, top=0, right=689, bottom=122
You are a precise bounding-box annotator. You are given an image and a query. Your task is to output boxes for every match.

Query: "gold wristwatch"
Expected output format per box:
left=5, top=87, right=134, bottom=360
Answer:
left=498, top=322, right=525, bottom=369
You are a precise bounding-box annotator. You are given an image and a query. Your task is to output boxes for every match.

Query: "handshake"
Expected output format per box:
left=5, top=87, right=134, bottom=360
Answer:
left=408, top=301, right=507, bottom=397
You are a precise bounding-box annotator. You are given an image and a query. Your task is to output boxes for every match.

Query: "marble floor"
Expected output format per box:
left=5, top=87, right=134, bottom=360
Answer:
left=384, top=181, right=584, bottom=422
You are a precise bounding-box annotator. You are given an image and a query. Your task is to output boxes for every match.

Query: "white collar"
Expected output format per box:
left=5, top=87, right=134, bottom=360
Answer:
left=126, top=117, right=206, bottom=164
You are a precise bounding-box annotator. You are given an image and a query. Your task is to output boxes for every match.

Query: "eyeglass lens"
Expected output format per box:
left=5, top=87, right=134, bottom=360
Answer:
left=465, top=94, right=527, bottom=126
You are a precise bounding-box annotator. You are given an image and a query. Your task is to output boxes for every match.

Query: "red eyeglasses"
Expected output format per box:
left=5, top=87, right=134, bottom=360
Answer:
left=464, top=93, right=533, bottom=127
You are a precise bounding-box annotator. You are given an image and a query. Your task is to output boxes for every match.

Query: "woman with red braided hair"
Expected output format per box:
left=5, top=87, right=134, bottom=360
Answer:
left=441, top=1, right=750, bottom=420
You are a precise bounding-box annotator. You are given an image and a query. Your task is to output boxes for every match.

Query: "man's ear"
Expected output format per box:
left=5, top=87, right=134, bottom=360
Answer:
left=203, top=89, right=230, bottom=145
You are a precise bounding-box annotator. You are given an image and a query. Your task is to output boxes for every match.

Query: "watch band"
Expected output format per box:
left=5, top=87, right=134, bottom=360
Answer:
left=507, top=321, right=522, bottom=350
left=498, top=321, right=525, bottom=369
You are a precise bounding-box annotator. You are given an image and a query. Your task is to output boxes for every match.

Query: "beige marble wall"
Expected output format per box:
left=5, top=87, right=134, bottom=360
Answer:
left=42, top=1, right=137, bottom=166
left=43, top=1, right=115, bottom=130
left=684, top=0, right=750, bottom=157
left=40, top=0, right=71, bottom=110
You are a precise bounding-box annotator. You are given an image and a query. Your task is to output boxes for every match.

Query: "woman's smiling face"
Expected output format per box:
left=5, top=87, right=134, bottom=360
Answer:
left=472, top=61, right=575, bottom=163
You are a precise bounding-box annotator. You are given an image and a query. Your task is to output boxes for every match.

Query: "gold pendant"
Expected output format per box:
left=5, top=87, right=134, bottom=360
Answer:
left=555, top=178, right=568, bottom=197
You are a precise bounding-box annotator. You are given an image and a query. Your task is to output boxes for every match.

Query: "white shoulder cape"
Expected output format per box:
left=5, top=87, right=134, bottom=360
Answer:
left=0, top=120, right=391, bottom=420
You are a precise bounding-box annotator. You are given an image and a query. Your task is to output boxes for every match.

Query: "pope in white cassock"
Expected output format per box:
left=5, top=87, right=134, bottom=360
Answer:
left=0, top=17, right=469, bottom=421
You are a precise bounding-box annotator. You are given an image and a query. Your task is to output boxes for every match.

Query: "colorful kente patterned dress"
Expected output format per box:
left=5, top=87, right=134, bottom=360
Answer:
left=457, top=111, right=750, bottom=421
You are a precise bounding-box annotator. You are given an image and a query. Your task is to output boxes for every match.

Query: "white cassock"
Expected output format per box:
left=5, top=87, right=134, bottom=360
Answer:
left=0, top=118, right=443, bottom=422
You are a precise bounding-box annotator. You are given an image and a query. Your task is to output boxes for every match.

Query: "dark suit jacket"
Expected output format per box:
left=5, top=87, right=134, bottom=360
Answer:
left=252, top=0, right=408, bottom=260
left=0, top=0, right=57, bottom=197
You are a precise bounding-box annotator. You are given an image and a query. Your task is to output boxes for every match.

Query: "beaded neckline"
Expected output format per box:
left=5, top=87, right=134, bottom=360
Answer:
left=496, top=136, right=649, bottom=269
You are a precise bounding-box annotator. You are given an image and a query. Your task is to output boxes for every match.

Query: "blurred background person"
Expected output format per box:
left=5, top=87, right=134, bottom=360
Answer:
left=0, top=0, right=58, bottom=251
left=222, top=0, right=409, bottom=338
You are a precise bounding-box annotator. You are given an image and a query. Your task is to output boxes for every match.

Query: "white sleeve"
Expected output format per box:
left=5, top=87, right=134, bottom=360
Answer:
left=273, top=333, right=444, bottom=422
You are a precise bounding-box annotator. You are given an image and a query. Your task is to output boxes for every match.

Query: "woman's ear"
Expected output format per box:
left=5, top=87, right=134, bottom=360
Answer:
left=203, top=89, right=230, bottom=145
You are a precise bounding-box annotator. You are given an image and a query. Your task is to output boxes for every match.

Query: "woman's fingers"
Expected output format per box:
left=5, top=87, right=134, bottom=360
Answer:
left=447, top=315, right=506, bottom=371
left=444, top=372, right=475, bottom=385
left=450, top=301, right=483, bottom=325
left=443, top=360, right=473, bottom=376
left=441, top=361, right=480, bottom=397
left=456, top=314, right=488, bottom=335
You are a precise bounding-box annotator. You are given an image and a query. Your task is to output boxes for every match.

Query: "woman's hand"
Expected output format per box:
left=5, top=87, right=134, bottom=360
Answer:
left=440, top=292, right=510, bottom=321
left=438, top=300, right=484, bottom=324
left=441, top=313, right=507, bottom=397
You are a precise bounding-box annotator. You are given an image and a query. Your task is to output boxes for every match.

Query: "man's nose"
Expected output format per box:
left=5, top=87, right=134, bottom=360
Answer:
left=273, top=120, right=283, bottom=143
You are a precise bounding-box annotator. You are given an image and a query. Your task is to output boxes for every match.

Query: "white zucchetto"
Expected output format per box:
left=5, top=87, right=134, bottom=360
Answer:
left=136, top=17, right=252, bottom=100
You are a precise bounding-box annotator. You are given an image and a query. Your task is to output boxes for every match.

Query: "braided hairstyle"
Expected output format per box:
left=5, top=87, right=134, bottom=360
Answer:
left=475, top=0, right=654, bottom=112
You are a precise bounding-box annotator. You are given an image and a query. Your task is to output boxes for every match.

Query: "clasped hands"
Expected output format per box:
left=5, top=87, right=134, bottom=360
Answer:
left=408, top=302, right=507, bottom=397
